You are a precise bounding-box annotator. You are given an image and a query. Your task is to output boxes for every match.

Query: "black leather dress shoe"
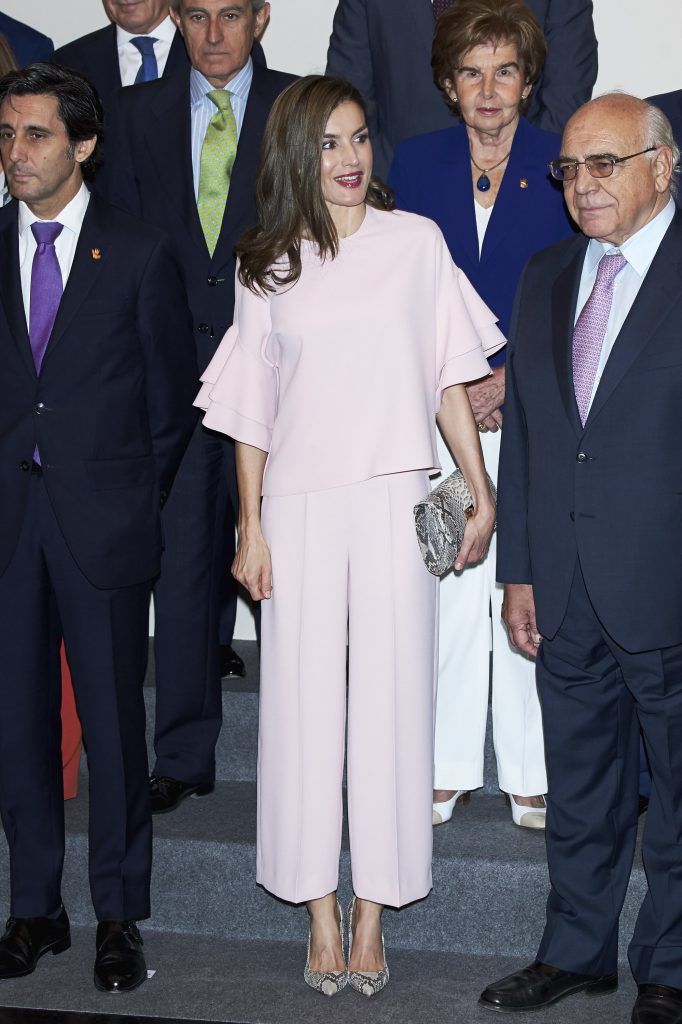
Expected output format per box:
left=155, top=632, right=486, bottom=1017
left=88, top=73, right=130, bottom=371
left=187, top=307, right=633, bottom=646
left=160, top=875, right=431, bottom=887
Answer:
left=220, top=643, right=246, bottom=678
left=149, top=774, right=214, bottom=814
left=479, top=960, right=618, bottom=1012
left=94, top=920, right=146, bottom=993
left=632, top=985, right=682, bottom=1023
left=0, top=907, right=70, bottom=979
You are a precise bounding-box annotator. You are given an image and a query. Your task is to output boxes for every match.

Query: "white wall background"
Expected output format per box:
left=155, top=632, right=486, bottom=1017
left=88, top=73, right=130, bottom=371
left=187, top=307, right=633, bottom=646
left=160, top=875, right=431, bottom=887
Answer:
left=4, top=1, right=679, bottom=638
left=4, top=1, right=681, bottom=96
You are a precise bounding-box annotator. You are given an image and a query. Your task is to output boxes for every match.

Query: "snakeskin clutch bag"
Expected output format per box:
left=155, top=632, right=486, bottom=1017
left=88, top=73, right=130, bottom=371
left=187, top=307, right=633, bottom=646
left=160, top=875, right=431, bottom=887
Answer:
left=413, top=470, right=497, bottom=576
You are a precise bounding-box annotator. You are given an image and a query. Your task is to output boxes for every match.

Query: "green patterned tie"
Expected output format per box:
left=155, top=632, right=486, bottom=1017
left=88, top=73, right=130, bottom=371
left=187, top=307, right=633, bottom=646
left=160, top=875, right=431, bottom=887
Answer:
left=197, top=89, right=238, bottom=256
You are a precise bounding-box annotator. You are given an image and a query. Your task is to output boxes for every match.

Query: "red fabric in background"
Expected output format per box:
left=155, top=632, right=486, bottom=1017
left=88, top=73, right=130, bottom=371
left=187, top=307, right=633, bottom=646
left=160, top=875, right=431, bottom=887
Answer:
left=60, top=644, right=82, bottom=800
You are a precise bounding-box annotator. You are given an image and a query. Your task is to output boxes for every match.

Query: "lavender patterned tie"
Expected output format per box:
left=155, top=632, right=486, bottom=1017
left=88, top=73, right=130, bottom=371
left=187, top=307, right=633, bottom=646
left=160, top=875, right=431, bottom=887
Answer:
left=433, top=0, right=457, bottom=16
left=29, top=221, right=64, bottom=375
left=572, top=251, right=627, bottom=426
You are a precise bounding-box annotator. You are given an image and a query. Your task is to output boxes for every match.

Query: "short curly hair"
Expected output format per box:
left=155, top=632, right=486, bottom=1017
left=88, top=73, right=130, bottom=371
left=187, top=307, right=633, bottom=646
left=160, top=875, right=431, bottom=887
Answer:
left=432, top=0, right=547, bottom=115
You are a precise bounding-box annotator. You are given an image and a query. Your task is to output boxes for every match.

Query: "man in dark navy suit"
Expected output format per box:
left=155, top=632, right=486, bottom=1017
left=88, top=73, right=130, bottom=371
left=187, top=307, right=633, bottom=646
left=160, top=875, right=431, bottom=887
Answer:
left=0, top=62, right=197, bottom=991
left=0, top=11, right=53, bottom=66
left=326, top=0, right=598, bottom=178
left=479, top=94, right=682, bottom=1024
left=53, top=0, right=267, bottom=122
left=100, top=0, right=295, bottom=814
left=53, top=0, right=189, bottom=118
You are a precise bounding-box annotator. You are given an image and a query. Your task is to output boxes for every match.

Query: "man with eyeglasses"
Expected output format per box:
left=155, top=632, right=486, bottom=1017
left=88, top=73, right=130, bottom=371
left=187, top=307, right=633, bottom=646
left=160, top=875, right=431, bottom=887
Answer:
left=480, top=93, right=682, bottom=1024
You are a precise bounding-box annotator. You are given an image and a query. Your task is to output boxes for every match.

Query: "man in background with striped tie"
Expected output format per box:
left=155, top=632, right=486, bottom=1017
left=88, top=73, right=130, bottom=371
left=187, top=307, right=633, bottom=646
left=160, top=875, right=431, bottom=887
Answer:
left=100, top=0, right=295, bottom=816
left=326, top=0, right=598, bottom=179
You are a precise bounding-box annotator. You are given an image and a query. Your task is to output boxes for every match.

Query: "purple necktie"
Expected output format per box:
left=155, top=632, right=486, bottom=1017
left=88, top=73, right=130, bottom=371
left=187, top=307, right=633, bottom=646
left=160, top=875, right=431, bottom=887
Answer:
left=29, top=221, right=63, bottom=375
left=433, top=0, right=457, bottom=17
left=572, top=252, right=627, bottom=426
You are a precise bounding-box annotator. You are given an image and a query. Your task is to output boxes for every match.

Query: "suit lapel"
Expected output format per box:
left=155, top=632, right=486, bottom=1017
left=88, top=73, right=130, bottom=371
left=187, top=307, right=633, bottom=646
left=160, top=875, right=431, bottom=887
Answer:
left=164, top=30, right=189, bottom=77
left=103, top=23, right=124, bottom=91
left=40, top=195, right=108, bottom=365
left=586, top=215, right=682, bottom=428
left=435, top=129, right=479, bottom=269
left=146, top=72, right=207, bottom=256
left=481, top=119, right=545, bottom=264
left=550, top=238, right=588, bottom=438
left=0, top=207, right=34, bottom=378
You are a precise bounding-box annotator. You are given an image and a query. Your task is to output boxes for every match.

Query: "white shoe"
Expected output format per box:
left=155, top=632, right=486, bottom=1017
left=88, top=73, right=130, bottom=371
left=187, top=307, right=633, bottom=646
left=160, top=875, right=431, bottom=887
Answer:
left=508, top=794, right=546, bottom=829
left=432, top=790, right=470, bottom=825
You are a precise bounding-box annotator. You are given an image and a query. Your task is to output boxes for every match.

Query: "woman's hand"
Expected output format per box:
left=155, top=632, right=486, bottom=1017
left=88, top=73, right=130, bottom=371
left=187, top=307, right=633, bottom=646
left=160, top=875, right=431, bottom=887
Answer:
left=454, top=495, right=496, bottom=572
left=232, top=527, right=273, bottom=601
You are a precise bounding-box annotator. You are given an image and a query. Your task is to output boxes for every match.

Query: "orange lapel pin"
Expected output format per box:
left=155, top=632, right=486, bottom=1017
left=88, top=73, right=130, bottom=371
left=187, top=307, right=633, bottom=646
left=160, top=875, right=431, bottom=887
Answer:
left=519, top=178, right=528, bottom=189
left=91, top=248, right=102, bottom=260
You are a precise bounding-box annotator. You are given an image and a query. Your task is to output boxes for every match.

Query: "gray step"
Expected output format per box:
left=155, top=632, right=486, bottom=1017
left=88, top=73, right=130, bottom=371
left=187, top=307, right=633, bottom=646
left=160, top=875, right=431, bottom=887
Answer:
left=0, top=784, right=646, bottom=963
left=143, top=642, right=502, bottom=793
left=0, top=928, right=637, bottom=1023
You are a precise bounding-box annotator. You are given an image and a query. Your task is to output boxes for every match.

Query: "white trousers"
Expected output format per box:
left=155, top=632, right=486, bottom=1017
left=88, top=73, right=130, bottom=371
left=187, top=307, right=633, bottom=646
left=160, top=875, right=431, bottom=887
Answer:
left=433, top=428, right=547, bottom=795
left=257, top=472, right=438, bottom=907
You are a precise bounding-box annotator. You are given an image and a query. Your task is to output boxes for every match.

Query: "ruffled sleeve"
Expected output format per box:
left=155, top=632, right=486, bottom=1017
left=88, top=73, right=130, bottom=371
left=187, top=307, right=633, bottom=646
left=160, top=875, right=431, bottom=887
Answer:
left=434, top=231, right=507, bottom=408
left=194, top=270, right=277, bottom=453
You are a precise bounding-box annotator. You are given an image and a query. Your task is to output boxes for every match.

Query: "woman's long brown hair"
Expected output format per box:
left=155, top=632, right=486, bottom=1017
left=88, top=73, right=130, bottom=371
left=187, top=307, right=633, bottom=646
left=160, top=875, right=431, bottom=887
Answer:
left=0, top=34, right=18, bottom=77
left=236, top=75, right=393, bottom=295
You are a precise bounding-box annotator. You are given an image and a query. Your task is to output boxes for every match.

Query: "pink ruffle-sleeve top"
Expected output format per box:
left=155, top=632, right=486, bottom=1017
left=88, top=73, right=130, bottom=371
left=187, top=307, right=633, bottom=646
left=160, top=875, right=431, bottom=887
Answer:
left=195, top=206, right=505, bottom=496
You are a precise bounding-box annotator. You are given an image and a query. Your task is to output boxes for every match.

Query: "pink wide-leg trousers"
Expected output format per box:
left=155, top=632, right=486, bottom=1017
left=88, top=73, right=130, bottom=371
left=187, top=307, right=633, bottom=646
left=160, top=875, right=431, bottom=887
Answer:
left=257, top=471, right=438, bottom=907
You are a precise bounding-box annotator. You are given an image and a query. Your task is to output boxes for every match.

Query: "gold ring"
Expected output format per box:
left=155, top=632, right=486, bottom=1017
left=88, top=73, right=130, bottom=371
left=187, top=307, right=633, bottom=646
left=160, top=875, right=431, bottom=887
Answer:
left=477, top=422, right=487, bottom=432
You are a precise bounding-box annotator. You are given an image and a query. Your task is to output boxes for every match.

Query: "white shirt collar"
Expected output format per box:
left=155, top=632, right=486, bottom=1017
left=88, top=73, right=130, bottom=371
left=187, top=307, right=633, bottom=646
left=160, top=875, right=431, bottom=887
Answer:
left=116, top=14, right=176, bottom=49
left=18, top=182, right=91, bottom=238
left=190, top=58, right=253, bottom=108
left=584, top=196, right=676, bottom=277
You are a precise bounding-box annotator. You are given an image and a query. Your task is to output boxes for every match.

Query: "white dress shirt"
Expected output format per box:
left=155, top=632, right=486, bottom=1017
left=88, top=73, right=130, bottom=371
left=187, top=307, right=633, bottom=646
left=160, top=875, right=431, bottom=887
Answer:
left=575, top=196, right=676, bottom=410
left=19, top=183, right=91, bottom=328
left=190, top=58, right=253, bottom=198
left=116, top=15, right=176, bottom=87
left=474, top=200, right=493, bottom=256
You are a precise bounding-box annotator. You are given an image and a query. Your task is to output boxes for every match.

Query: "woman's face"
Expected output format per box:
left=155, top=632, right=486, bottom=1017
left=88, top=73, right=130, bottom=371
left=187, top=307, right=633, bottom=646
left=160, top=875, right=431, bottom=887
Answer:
left=445, top=40, right=530, bottom=136
left=320, top=101, right=372, bottom=213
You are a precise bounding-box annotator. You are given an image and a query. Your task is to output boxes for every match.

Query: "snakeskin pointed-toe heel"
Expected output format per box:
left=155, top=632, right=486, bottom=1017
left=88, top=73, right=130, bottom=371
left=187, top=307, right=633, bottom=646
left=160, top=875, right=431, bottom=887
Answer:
left=303, top=898, right=347, bottom=997
left=347, top=897, right=390, bottom=997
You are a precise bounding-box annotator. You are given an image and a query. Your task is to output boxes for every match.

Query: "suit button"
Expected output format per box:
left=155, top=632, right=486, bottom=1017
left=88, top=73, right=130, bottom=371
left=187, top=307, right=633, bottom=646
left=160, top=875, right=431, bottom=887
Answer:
left=207, top=276, right=218, bottom=287
left=20, top=460, right=30, bottom=472
left=35, top=402, right=45, bottom=414
left=576, top=452, right=587, bottom=463
left=198, top=323, right=210, bottom=334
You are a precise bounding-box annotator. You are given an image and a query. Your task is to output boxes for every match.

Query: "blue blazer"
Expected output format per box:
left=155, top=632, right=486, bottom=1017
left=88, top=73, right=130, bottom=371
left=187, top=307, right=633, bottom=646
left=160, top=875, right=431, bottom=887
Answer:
left=0, top=11, right=53, bottom=65
left=389, top=117, right=574, bottom=363
left=327, top=0, right=597, bottom=178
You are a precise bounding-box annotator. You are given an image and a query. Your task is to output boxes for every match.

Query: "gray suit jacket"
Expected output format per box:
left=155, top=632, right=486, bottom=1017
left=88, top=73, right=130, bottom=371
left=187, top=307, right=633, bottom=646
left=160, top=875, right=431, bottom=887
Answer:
left=326, top=0, right=597, bottom=178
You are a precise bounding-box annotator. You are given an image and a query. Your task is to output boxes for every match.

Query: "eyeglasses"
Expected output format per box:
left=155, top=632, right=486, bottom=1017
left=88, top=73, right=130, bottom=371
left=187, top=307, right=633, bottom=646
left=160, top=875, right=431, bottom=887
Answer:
left=549, top=147, right=658, bottom=181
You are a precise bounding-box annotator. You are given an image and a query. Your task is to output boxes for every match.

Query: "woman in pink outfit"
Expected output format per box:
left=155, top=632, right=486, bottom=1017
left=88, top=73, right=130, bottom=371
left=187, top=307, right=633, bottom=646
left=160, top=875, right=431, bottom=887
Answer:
left=195, top=75, right=502, bottom=997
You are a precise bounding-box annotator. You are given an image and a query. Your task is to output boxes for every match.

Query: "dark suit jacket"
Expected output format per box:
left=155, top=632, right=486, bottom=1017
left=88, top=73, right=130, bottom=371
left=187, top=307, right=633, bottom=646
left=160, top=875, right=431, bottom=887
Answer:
left=389, top=117, right=574, bottom=352
left=99, top=62, right=295, bottom=372
left=648, top=89, right=682, bottom=147
left=0, top=11, right=53, bottom=65
left=326, top=0, right=598, bottom=178
left=0, top=192, right=198, bottom=589
left=53, top=24, right=189, bottom=118
left=53, top=25, right=266, bottom=119
left=496, top=209, right=682, bottom=653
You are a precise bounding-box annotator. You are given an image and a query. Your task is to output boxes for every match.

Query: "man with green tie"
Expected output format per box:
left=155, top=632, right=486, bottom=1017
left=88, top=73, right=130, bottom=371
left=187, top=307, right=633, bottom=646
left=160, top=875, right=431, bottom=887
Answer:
left=101, top=0, right=296, bottom=815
